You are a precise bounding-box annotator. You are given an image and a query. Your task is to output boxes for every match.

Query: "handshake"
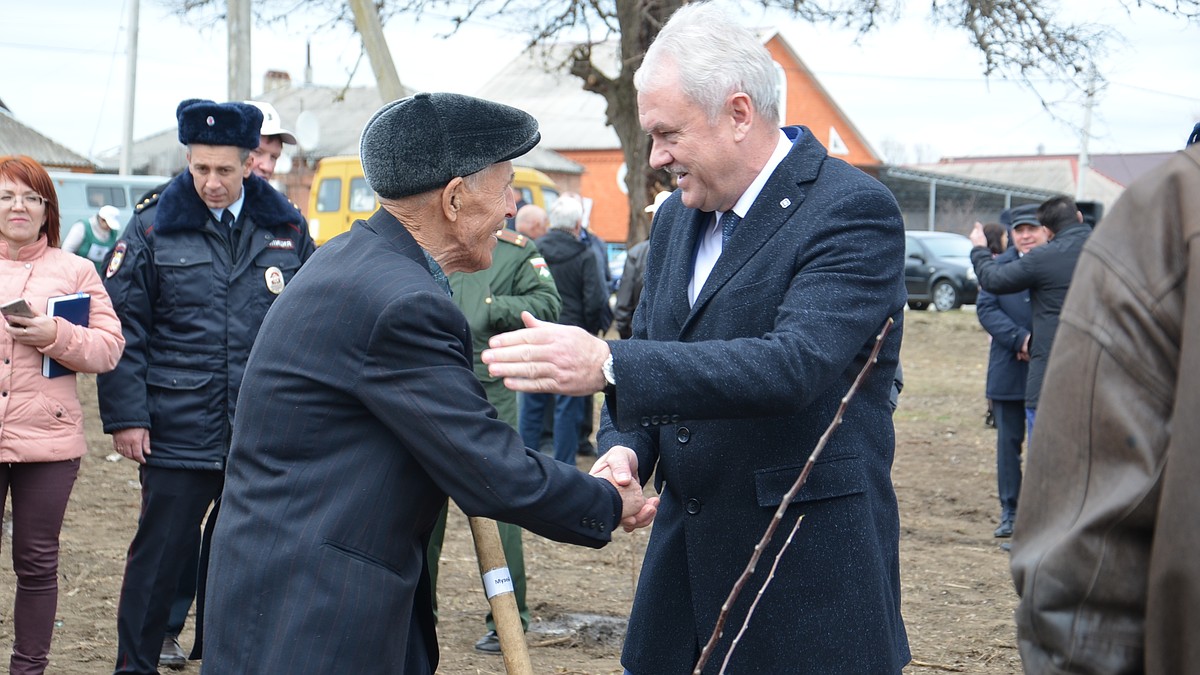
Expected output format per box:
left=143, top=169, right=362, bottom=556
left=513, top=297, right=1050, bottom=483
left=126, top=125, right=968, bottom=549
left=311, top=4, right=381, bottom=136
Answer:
left=589, top=445, right=659, bottom=532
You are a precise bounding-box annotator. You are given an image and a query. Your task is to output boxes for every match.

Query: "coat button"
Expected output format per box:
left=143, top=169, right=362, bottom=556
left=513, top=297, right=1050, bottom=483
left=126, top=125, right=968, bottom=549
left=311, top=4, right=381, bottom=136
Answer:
left=685, top=498, right=701, bottom=515
left=651, top=415, right=660, bottom=425
left=676, top=427, right=690, bottom=443
left=671, top=414, right=680, bottom=423
left=640, top=417, right=650, bottom=427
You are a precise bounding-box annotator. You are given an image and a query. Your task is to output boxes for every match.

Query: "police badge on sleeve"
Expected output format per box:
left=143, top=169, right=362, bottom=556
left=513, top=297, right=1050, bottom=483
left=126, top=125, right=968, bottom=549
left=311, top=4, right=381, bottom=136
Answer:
left=105, top=241, right=127, bottom=279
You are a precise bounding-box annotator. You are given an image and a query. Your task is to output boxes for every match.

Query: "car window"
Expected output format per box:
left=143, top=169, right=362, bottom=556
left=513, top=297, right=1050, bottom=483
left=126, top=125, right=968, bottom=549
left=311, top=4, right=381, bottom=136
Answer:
left=87, top=186, right=128, bottom=208
left=905, top=236, right=922, bottom=258
left=923, top=236, right=972, bottom=258
left=349, top=177, right=376, bottom=212
left=315, top=178, right=342, bottom=213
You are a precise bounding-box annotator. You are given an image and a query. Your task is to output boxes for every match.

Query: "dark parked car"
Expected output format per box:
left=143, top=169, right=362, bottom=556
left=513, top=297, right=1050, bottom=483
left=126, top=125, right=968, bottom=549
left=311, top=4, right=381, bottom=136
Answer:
left=904, top=231, right=978, bottom=311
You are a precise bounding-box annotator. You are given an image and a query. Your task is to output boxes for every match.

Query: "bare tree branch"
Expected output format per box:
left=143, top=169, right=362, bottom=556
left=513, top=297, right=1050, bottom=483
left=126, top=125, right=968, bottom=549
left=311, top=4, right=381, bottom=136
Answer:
left=157, top=0, right=1200, bottom=246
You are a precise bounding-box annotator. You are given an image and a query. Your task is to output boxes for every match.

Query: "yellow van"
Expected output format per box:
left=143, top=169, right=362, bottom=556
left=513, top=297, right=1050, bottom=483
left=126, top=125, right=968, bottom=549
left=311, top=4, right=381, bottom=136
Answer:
left=307, top=157, right=559, bottom=245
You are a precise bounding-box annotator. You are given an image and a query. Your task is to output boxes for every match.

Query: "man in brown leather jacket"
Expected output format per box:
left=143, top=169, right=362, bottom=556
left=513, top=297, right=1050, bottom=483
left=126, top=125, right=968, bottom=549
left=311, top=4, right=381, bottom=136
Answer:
left=1011, top=129, right=1200, bottom=674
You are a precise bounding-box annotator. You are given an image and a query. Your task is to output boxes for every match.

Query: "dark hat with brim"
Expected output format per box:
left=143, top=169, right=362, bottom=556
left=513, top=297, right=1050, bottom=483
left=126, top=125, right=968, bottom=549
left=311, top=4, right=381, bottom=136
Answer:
left=177, top=99, right=264, bottom=150
left=1009, top=203, right=1042, bottom=228
left=360, top=92, right=541, bottom=199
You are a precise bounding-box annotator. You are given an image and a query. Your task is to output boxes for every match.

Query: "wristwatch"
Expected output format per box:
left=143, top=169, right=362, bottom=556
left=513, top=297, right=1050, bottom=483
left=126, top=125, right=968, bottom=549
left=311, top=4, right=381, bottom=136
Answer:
left=602, top=353, right=616, bottom=386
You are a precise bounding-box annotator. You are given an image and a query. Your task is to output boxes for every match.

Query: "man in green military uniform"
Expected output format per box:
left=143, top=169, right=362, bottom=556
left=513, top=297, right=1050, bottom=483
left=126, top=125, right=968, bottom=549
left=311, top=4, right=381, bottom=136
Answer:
left=426, top=217, right=561, bottom=652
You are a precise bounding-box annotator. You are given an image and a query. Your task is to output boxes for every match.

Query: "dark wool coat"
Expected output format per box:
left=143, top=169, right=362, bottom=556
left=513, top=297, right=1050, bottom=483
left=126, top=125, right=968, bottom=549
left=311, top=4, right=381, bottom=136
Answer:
left=600, top=127, right=910, bottom=674
left=202, top=209, right=622, bottom=674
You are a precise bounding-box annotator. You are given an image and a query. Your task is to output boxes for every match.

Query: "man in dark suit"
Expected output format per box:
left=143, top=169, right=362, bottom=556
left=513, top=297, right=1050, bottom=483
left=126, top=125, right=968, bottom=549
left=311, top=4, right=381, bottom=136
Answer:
left=202, top=93, right=651, bottom=675
left=974, top=206, right=1050, bottom=539
left=482, top=4, right=909, bottom=673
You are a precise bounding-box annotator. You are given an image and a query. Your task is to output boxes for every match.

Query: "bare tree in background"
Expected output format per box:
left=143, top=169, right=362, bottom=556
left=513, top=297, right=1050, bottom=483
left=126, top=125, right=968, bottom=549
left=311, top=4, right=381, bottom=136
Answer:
left=160, top=0, right=1199, bottom=246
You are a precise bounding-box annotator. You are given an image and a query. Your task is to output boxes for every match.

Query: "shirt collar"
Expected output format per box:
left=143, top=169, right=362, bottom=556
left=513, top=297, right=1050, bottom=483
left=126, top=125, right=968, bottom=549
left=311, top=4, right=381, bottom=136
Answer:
left=209, top=189, right=246, bottom=223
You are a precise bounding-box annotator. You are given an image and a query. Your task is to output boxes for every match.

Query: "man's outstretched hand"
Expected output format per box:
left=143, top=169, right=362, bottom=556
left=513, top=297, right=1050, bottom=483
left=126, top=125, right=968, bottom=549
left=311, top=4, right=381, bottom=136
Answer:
left=482, top=312, right=610, bottom=396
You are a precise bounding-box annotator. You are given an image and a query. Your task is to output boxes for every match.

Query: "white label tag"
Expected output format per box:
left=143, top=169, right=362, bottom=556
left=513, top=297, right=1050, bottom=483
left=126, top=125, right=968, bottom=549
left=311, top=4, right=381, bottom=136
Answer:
left=481, top=567, right=515, bottom=599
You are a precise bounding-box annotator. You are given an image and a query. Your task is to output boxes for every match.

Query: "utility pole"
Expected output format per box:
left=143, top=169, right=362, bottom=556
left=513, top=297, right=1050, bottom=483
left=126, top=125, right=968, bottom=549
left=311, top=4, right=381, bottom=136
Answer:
left=1075, top=63, right=1097, bottom=202
left=119, top=0, right=139, bottom=175
left=228, top=0, right=252, bottom=100
left=347, top=0, right=404, bottom=102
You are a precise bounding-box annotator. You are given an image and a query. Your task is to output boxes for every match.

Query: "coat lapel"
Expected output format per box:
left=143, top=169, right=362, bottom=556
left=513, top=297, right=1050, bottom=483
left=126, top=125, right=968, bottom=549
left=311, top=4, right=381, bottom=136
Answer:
left=682, top=128, right=826, bottom=333
left=662, top=208, right=710, bottom=335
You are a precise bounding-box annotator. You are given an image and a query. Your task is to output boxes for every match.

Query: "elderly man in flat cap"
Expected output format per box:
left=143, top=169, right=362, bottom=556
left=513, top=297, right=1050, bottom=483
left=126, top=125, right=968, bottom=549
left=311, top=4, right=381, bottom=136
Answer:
left=97, top=98, right=316, bottom=675
left=201, top=93, right=653, bottom=674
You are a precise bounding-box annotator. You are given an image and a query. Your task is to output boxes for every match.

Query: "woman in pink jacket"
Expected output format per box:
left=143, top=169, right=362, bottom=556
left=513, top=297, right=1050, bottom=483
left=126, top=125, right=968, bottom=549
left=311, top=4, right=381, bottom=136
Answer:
left=0, top=155, right=124, bottom=675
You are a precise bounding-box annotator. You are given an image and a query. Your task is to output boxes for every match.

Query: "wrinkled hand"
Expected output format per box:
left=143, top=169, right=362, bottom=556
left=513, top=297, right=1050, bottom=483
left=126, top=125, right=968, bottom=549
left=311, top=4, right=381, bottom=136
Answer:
left=482, top=312, right=610, bottom=396
left=4, top=309, right=57, bottom=349
left=591, top=446, right=659, bottom=532
left=113, top=427, right=151, bottom=464
left=968, top=221, right=987, bottom=248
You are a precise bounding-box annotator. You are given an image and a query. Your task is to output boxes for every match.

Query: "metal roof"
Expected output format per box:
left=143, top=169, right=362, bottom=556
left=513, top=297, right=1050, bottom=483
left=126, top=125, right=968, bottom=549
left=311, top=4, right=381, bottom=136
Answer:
left=477, top=42, right=620, bottom=151
left=0, top=108, right=94, bottom=170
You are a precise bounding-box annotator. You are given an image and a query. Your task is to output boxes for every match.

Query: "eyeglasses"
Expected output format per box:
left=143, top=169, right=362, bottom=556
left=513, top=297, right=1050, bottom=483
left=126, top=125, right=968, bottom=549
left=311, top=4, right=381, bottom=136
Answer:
left=0, top=192, right=47, bottom=208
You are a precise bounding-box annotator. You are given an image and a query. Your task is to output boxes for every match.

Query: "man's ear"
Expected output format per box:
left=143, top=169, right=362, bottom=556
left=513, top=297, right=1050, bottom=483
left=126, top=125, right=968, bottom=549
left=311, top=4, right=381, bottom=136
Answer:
left=728, top=92, right=754, bottom=140
left=442, top=177, right=466, bottom=221
left=242, top=156, right=253, bottom=179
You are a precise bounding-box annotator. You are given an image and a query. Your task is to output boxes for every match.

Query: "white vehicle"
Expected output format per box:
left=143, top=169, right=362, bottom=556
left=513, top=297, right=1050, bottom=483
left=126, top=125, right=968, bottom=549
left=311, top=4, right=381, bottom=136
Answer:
left=49, top=172, right=172, bottom=235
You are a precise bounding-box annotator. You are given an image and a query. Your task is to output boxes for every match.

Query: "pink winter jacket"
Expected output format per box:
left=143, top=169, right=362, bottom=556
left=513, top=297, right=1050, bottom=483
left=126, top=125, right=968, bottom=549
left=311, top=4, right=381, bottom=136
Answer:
left=1, top=235, right=124, bottom=463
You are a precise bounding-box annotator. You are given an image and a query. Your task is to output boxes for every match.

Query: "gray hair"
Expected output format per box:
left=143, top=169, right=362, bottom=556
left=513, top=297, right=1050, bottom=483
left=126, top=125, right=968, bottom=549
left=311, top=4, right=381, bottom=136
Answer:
left=547, top=196, right=584, bottom=232
left=634, top=2, right=780, bottom=125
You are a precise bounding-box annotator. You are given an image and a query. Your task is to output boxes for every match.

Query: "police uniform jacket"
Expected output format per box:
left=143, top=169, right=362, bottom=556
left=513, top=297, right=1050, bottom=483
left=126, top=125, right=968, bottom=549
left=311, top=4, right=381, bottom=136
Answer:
left=450, top=229, right=560, bottom=427
left=97, top=171, right=315, bottom=470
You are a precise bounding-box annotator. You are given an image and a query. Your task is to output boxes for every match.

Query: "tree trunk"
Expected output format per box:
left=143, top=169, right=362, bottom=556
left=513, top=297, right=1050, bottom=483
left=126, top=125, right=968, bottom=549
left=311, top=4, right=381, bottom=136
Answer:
left=571, top=0, right=680, bottom=248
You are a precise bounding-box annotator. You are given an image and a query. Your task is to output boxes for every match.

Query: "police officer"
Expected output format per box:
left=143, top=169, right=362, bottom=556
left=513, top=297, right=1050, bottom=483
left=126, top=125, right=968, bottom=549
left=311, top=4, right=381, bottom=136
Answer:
left=425, top=224, right=561, bottom=652
left=98, top=98, right=316, bottom=675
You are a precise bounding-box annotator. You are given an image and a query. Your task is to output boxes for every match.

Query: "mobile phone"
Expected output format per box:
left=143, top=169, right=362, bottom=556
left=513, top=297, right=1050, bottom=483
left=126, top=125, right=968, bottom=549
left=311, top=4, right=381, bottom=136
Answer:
left=2, top=298, right=35, bottom=325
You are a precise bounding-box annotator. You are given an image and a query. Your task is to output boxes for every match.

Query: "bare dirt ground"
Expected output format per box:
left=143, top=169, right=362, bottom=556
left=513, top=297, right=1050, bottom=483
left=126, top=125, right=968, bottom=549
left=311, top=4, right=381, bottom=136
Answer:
left=1, top=309, right=1020, bottom=674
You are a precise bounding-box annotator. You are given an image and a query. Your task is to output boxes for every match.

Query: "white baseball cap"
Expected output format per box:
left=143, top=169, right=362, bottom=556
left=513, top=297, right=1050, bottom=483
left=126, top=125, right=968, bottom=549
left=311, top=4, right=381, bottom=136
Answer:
left=644, top=190, right=672, bottom=214
left=98, top=204, right=122, bottom=230
left=244, top=100, right=298, bottom=145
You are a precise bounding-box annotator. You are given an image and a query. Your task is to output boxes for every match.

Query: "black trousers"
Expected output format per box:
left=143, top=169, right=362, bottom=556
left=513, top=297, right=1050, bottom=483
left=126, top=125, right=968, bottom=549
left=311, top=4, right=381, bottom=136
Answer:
left=113, top=466, right=222, bottom=675
left=993, top=399, right=1025, bottom=520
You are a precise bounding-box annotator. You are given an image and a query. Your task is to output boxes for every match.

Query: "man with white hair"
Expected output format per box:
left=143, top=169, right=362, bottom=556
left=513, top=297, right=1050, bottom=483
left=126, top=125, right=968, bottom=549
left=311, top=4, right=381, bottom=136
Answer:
left=483, top=3, right=909, bottom=672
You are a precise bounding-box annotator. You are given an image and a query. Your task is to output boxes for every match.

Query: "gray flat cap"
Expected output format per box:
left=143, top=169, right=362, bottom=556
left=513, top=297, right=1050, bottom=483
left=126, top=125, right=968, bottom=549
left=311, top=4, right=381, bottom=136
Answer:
left=360, top=92, right=541, bottom=199
left=1009, top=204, right=1042, bottom=227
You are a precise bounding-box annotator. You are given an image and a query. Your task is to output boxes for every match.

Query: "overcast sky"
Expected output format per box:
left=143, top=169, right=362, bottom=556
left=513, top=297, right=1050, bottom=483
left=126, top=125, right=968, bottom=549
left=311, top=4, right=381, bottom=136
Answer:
left=3, top=0, right=1198, bottom=166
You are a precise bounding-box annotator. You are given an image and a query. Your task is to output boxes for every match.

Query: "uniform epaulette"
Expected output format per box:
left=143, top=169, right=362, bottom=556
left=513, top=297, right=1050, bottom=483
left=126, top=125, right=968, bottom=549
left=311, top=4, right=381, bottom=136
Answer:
left=135, top=193, right=160, bottom=213
left=496, top=228, right=527, bottom=248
